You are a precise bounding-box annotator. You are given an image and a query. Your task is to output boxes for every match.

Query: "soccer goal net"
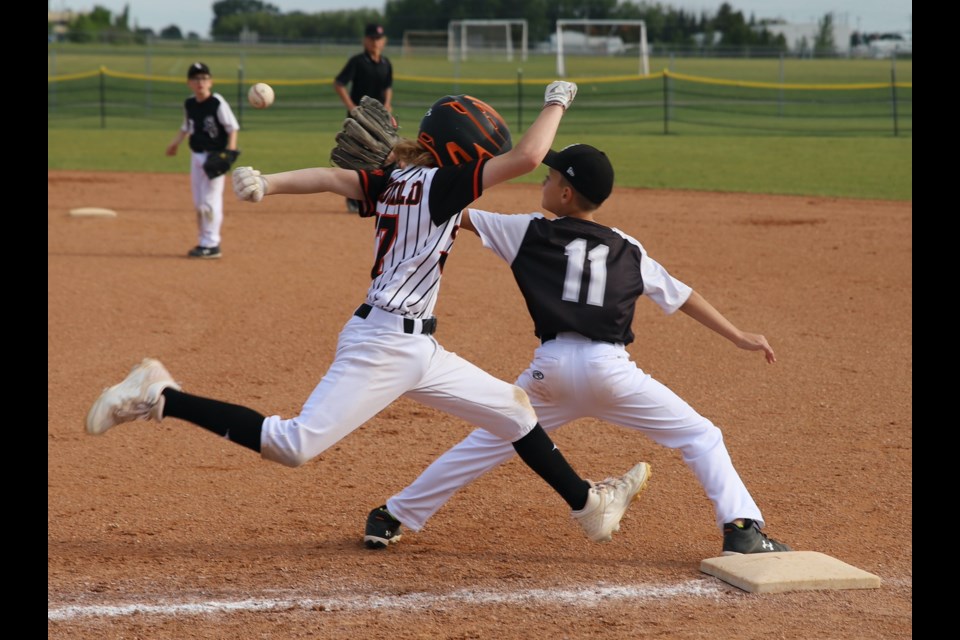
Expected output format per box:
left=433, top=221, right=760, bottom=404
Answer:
left=554, top=20, right=649, bottom=77
left=447, top=19, right=529, bottom=62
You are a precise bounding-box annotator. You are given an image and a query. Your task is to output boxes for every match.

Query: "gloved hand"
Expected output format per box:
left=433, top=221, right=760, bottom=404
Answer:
left=331, top=96, right=400, bottom=170
left=544, top=81, right=578, bottom=110
left=232, top=166, right=267, bottom=203
left=203, top=149, right=240, bottom=179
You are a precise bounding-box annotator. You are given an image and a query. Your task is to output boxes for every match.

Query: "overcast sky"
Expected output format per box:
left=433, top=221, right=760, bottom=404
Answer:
left=51, top=1, right=912, bottom=39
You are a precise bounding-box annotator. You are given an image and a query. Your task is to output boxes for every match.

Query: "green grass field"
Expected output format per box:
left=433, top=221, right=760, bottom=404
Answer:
left=48, top=42, right=913, bottom=85
left=48, top=43, right=912, bottom=201
left=47, top=128, right=911, bottom=201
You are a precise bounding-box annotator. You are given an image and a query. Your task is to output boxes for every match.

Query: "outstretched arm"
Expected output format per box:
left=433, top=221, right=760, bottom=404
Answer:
left=481, top=81, right=577, bottom=190
left=679, top=290, right=776, bottom=363
left=232, top=166, right=363, bottom=202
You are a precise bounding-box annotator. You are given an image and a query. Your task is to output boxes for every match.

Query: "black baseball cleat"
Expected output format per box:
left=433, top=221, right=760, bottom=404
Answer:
left=722, top=519, right=792, bottom=555
left=187, top=245, right=221, bottom=259
left=364, top=505, right=403, bottom=549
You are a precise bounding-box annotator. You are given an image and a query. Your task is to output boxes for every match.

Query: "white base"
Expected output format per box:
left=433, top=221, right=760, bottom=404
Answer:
left=700, top=551, right=882, bottom=594
left=69, top=207, right=117, bottom=217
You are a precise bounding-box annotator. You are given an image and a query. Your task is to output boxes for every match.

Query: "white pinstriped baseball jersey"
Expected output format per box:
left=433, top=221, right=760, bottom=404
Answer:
left=258, top=156, right=544, bottom=467
left=354, top=160, right=488, bottom=319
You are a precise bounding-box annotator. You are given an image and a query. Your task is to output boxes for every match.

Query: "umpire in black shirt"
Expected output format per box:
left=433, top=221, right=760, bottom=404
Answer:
left=334, top=23, right=394, bottom=213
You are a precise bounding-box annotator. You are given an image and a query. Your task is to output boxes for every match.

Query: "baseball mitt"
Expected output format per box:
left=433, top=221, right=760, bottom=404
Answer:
left=203, top=149, right=241, bottom=179
left=330, top=96, right=399, bottom=170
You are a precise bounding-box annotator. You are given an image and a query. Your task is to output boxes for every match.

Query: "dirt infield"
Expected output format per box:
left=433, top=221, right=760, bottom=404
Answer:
left=48, top=170, right=912, bottom=639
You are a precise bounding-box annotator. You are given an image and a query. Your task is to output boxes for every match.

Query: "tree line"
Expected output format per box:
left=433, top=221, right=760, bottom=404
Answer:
left=48, top=0, right=857, bottom=54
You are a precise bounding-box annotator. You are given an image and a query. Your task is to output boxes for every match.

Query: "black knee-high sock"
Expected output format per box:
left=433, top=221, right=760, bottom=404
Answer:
left=512, top=424, right=590, bottom=511
left=161, top=388, right=264, bottom=453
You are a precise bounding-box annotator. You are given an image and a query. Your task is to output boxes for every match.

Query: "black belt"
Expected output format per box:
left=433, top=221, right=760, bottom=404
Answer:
left=354, top=303, right=437, bottom=336
left=540, top=332, right=618, bottom=345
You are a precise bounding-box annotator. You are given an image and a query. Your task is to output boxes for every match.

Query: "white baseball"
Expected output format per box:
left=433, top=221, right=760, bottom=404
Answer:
left=248, top=83, right=275, bottom=109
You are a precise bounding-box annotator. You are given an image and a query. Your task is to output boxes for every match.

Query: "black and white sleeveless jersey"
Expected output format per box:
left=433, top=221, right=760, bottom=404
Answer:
left=181, top=93, right=239, bottom=153
left=356, top=159, right=490, bottom=319
left=466, top=211, right=693, bottom=345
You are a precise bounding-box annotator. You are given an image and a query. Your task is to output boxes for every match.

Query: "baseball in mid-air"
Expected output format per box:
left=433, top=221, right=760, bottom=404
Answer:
left=248, top=82, right=275, bottom=109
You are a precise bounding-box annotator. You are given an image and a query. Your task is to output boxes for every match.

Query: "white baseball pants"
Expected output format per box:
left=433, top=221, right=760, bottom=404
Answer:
left=190, top=151, right=225, bottom=248
left=387, top=332, right=763, bottom=532
left=259, top=305, right=538, bottom=468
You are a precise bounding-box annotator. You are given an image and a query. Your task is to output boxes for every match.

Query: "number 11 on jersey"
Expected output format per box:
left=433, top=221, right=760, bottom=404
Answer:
left=563, top=238, right=609, bottom=306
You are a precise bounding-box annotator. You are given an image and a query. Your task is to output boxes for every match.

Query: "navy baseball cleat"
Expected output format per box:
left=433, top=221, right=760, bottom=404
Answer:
left=721, top=519, right=792, bottom=555
left=364, top=505, right=403, bottom=549
left=187, top=245, right=221, bottom=259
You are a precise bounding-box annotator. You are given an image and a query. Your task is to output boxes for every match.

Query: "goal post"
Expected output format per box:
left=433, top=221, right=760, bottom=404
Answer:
left=555, top=19, right=649, bottom=77
left=447, top=19, right=528, bottom=62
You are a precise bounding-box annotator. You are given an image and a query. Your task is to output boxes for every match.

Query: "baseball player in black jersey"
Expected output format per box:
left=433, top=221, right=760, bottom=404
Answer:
left=166, top=62, right=240, bottom=259
left=366, top=143, right=792, bottom=556
left=85, top=83, right=651, bottom=548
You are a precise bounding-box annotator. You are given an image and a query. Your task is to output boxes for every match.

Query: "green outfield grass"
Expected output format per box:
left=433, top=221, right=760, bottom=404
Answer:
left=47, top=127, right=912, bottom=201
left=48, top=42, right=912, bottom=85
left=48, top=43, right=912, bottom=201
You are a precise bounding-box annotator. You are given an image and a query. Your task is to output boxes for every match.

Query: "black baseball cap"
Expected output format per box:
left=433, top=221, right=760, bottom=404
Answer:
left=542, top=143, right=615, bottom=206
left=364, top=23, right=385, bottom=39
left=187, top=62, right=211, bottom=78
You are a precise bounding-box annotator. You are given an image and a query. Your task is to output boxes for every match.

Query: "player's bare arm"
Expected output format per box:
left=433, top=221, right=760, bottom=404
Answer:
left=166, top=130, right=188, bottom=156
left=333, top=82, right=356, bottom=111
left=232, top=166, right=362, bottom=203
left=263, top=167, right=361, bottom=196
left=481, top=105, right=563, bottom=189
left=458, top=210, right=478, bottom=235
left=679, top=291, right=777, bottom=363
left=481, top=81, right=577, bottom=190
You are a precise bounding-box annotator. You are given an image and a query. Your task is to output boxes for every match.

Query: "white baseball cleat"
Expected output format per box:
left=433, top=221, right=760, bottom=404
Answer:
left=85, top=358, right=181, bottom=435
left=572, top=461, right=652, bottom=543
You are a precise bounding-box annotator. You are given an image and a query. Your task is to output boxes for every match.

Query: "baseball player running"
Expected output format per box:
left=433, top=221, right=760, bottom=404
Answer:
left=85, top=83, right=651, bottom=547
left=365, top=143, right=791, bottom=556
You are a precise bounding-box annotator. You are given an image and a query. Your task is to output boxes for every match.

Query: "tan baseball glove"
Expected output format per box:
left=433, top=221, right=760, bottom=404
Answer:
left=330, top=96, right=400, bottom=170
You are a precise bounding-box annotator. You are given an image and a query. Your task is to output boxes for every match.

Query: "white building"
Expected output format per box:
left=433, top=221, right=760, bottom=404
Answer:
left=538, top=31, right=627, bottom=55
left=762, top=22, right=852, bottom=54
left=862, top=32, right=912, bottom=58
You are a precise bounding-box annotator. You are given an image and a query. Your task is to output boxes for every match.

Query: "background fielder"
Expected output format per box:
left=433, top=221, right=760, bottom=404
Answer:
left=368, top=143, right=792, bottom=556
left=166, top=61, right=240, bottom=260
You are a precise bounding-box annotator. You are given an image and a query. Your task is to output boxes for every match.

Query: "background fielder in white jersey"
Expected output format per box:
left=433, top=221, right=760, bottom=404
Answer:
left=85, top=85, right=652, bottom=550
left=370, top=143, right=792, bottom=556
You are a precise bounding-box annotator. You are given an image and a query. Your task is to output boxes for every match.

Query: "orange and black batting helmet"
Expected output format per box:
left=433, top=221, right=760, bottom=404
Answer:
left=417, top=95, right=512, bottom=167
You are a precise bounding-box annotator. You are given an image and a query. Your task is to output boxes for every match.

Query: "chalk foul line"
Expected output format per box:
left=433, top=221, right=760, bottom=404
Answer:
left=49, top=580, right=725, bottom=621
